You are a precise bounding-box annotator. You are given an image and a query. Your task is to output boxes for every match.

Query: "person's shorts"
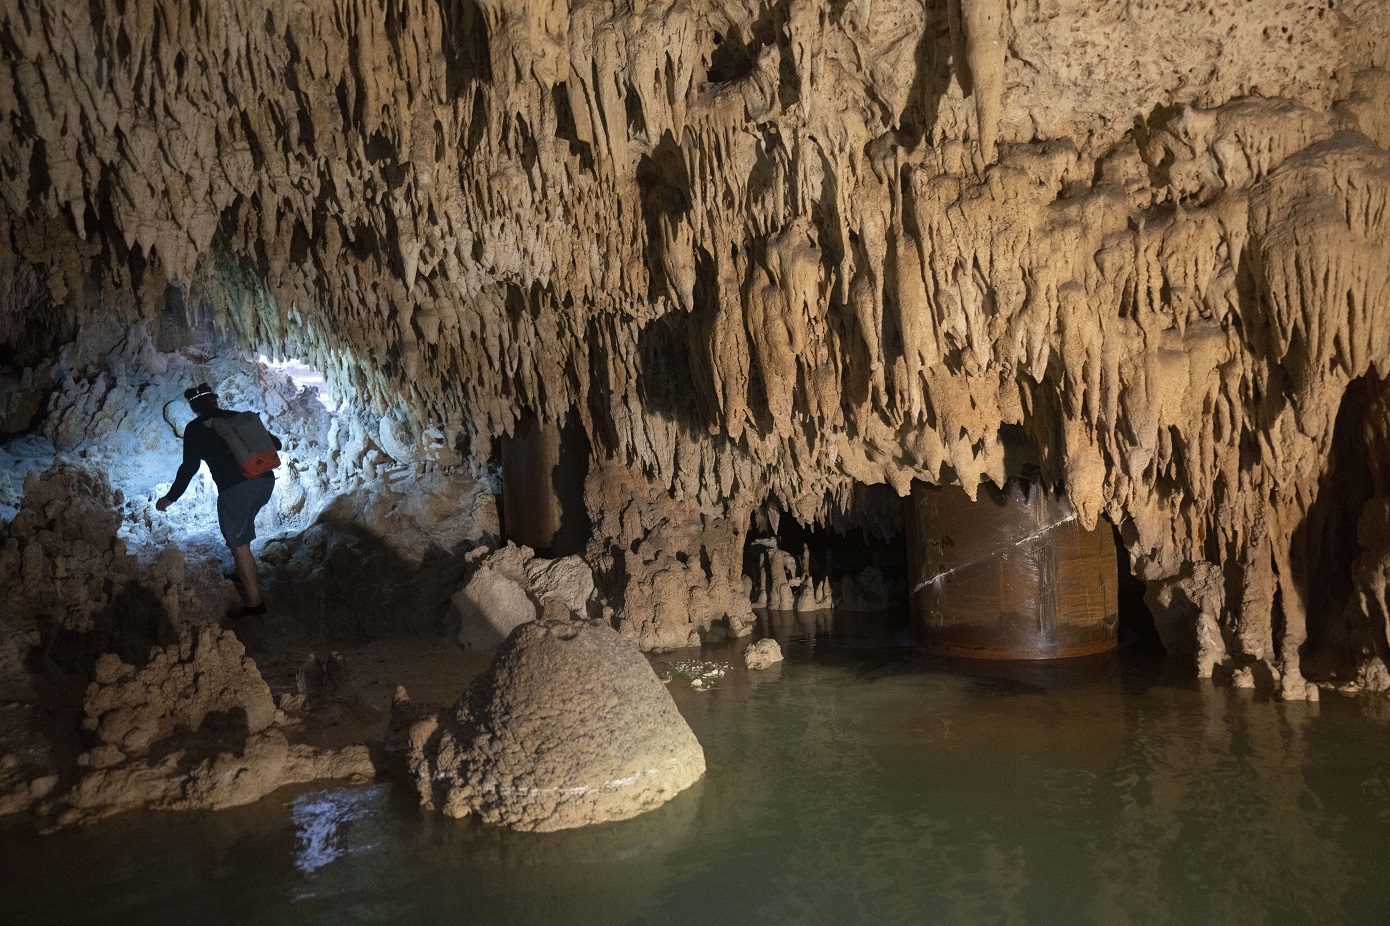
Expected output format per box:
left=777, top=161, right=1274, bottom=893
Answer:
left=217, top=475, right=274, bottom=549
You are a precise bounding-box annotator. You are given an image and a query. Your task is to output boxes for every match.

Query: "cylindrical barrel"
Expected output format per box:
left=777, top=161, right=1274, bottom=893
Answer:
left=907, top=480, right=1118, bottom=659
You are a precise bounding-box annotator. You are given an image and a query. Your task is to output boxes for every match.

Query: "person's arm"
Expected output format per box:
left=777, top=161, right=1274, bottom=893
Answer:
left=157, top=426, right=203, bottom=509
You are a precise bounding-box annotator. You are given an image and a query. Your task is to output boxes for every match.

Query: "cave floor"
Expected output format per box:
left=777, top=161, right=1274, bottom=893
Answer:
left=3, top=630, right=1390, bottom=926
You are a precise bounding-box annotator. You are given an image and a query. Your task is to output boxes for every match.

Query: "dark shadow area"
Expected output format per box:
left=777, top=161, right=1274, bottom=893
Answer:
left=29, top=583, right=181, bottom=680
left=551, top=82, right=595, bottom=170
left=634, top=296, right=721, bottom=436
left=743, top=484, right=910, bottom=644
left=745, top=503, right=908, bottom=593
left=497, top=407, right=590, bottom=558
left=1299, top=373, right=1381, bottom=671
left=705, top=25, right=761, bottom=84
left=439, top=0, right=492, bottom=95
left=635, top=132, right=692, bottom=305
left=250, top=505, right=477, bottom=648
left=1111, top=520, right=1163, bottom=655
left=551, top=408, right=592, bottom=558
left=897, top=0, right=956, bottom=146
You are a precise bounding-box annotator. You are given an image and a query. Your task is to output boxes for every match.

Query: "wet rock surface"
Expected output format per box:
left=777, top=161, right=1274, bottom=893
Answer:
left=403, top=619, right=705, bottom=832
left=744, top=639, right=784, bottom=671
left=42, top=626, right=377, bottom=828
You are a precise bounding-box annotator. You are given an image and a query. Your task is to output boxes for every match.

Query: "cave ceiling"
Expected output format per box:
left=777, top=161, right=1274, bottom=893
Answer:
left=2, top=0, right=1390, bottom=690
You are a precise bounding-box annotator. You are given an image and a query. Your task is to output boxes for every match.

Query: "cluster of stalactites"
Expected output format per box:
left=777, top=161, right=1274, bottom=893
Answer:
left=3, top=1, right=1390, bottom=688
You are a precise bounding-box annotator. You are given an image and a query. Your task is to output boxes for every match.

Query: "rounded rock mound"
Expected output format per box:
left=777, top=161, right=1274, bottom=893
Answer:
left=406, top=618, right=704, bottom=832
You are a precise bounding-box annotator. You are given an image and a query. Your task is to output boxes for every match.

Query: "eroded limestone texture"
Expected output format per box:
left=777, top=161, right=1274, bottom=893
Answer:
left=402, top=618, right=705, bottom=831
left=1, top=0, right=1389, bottom=696
left=452, top=540, right=597, bottom=648
left=51, top=626, right=375, bottom=828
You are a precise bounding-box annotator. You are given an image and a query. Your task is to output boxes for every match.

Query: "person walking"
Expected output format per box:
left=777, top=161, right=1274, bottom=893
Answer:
left=156, top=383, right=282, bottom=619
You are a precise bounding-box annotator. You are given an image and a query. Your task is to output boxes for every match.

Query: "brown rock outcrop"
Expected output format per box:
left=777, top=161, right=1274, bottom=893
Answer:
left=743, top=638, right=783, bottom=671
left=48, top=626, right=376, bottom=827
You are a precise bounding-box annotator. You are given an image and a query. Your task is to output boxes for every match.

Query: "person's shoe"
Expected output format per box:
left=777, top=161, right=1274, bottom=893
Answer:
left=227, top=603, right=267, bottom=620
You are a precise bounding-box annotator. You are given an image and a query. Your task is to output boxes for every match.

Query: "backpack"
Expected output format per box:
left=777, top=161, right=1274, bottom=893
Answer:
left=208, top=411, right=281, bottom=479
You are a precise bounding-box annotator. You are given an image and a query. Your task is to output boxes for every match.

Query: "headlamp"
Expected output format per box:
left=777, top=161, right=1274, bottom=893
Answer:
left=184, top=383, right=215, bottom=403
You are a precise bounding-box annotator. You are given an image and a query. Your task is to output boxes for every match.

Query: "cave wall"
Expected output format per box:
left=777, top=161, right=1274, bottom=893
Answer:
left=2, top=0, right=1390, bottom=689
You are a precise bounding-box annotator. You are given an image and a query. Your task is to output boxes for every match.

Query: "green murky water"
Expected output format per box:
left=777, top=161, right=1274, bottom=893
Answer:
left=4, top=629, right=1390, bottom=926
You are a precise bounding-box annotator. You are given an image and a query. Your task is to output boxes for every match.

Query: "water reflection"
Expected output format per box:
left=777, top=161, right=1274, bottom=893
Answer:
left=2, top=642, right=1389, bottom=926
left=290, top=785, right=383, bottom=875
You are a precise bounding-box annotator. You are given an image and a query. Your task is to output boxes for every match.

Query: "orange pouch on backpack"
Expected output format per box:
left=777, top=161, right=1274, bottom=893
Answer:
left=241, top=450, right=281, bottom=479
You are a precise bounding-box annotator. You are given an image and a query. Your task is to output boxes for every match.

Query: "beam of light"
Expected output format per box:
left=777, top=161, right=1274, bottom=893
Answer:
left=258, top=354, right=337, bottom=412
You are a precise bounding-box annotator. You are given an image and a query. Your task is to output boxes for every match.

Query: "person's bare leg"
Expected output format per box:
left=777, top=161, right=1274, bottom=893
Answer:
left=232, top=544, right=262, bottom=606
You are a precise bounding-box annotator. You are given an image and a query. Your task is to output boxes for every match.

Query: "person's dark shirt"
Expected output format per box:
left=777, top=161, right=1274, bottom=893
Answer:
left=166, top=409, right=282, bottom=501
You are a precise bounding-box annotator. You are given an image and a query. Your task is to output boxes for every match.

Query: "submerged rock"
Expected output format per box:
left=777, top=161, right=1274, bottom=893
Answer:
left=405, top=618, right=704, bottom=832
left=744, top=639, right=784, bottom=671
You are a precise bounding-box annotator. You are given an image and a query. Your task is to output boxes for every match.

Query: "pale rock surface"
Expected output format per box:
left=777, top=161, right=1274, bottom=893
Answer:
left=744, top=639, right=784, bottom=671
left=1, top=0, right=1390, bottom=697
left=453, top=565, right=542, bottom=650
left=453, top=543, right=596, bottom=649
left=82, top=627, right=275, bottom=757
left=405, top=619, right=704, bottom=831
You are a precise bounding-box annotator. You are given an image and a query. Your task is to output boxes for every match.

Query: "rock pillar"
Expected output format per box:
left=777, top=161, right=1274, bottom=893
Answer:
left=907, top=480, right=1118, bottom=659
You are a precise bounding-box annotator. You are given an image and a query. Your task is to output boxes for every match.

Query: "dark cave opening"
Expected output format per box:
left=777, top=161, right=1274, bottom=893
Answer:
left=1301, top=373, right=1382, bottom=670
left=739, top=480, right=1164, bottom=659
left=498, top=407, right=591, bottom=559
left=742, top=484, right=910, bottom=643
left=1111, top=521, right=1163, bottom=655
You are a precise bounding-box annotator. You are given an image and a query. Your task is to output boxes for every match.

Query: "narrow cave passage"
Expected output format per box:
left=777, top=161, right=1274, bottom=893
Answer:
left=1300, top=373, right=1384, bottom=676
left=741, top=479, right=1167, bottom=661
left=498, top=408, right=591, bottom=558
left=1112, top=522, right=1163, bottom=655
left=742, top=484, right=910, bottom=644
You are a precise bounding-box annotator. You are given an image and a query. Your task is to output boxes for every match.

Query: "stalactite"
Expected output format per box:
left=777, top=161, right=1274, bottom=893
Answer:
left=1, top=0, right=1389, bottom=685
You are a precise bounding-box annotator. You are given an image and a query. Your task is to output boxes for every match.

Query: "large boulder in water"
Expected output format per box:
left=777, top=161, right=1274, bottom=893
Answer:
left=403, top=618, right=704, bottom=831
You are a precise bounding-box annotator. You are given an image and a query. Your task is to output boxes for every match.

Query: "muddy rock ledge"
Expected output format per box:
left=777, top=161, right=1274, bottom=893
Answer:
left=397, top=617, right=705, bottom=832
left=48, top=626, right=377, bottom=827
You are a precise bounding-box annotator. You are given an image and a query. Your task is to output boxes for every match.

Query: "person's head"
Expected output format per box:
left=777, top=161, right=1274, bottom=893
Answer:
left=185, top=382, right=219, bottom=415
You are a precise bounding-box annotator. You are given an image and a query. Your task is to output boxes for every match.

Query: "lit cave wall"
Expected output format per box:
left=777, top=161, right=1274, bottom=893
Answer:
left=2, top=0, right=1390, bottom=749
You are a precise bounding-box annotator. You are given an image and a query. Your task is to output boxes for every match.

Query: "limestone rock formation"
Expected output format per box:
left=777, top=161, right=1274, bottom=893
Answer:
left=38, top=626, right=376, bottom=827
left=452, top=542, right=596, bottom=648
left=81, top=626, right=276, bottom=756
left=587, top=461, right=755, bottom=651
left=404, top=618, right=705, bottom=831
left=744, top=638, right=783, bottom=670
left=0, top=0, right=1388, bottom=694
left=54, top=724, right=375, bottom=828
